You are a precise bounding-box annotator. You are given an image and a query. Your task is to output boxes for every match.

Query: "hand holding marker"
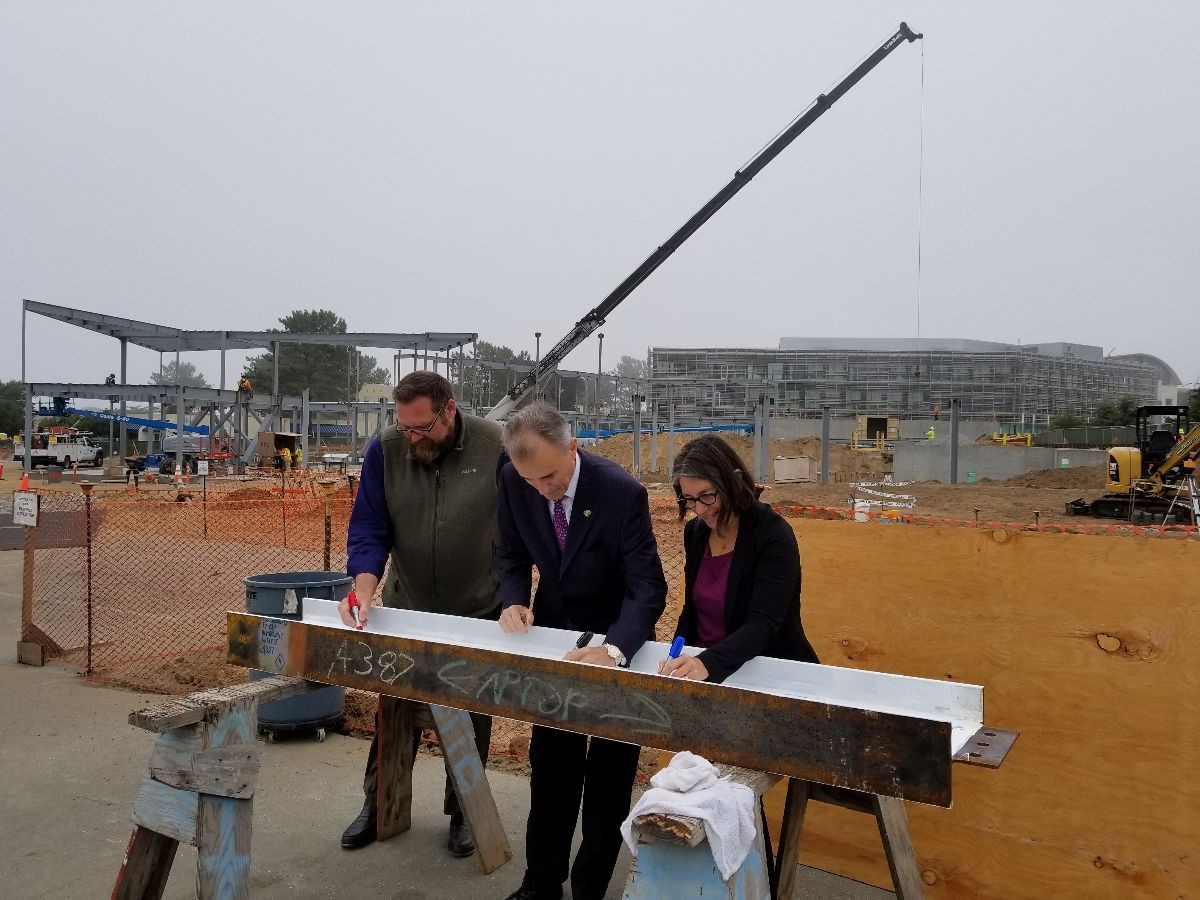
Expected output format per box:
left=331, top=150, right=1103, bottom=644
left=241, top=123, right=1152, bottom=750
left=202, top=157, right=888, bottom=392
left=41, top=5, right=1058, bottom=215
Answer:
left=659, top=636, right=685, bottom=676
left=575, top=630, right=594, bottom=649
left=347, top=590, right=363, bottom=630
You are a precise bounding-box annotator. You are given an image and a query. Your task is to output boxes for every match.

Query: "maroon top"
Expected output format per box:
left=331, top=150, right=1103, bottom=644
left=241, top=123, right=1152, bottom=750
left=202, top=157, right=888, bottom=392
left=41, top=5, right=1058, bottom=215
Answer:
left=694, top=547, right=733, bottom=647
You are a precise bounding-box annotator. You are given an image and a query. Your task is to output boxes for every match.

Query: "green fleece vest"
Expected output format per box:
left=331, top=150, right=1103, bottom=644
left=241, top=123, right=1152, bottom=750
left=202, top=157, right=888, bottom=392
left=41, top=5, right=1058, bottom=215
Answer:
left=379, top=412, right=504, bottom=619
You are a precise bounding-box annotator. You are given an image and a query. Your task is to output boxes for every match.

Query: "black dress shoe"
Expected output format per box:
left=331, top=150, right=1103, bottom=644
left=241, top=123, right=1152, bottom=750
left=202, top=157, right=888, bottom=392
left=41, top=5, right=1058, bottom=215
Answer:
left=501, top=887, right=560, bottom=900
left=447, top=812, right=476, bottom=857
left=340, top=801, right=377, bottom=849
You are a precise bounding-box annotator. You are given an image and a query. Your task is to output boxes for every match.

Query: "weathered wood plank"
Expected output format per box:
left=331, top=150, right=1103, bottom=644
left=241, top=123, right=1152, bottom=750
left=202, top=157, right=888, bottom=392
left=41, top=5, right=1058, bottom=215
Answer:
left=377, top=696, right=417, bottom=840
left=227, top=614, right=953, bottom=806
left=111, top=826, right=178, bottom=900
left=429, top=704, right=512, bottom=874
left=196, top=796, right=253, bottom=900
left=132, top=776, right=199, bottom=846
left=195, top=696, right=256, bottom=900
left=774, top=779, right=811, bottom=900
left=129, top=676, right=315, bottom=733
left=872, top=795, right=925, bottom=900
left=148, top=740, right=262, bottom=800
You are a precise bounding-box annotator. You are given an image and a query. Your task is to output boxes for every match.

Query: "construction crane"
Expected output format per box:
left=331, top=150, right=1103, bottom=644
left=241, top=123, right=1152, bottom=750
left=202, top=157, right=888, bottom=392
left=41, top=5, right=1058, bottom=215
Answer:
left=485, top=21, right=923, bottom=421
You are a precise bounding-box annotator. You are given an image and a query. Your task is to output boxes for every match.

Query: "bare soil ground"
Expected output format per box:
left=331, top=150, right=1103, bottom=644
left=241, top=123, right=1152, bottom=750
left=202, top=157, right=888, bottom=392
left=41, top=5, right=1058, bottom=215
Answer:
left=590, top=432, right=1107, bottom=525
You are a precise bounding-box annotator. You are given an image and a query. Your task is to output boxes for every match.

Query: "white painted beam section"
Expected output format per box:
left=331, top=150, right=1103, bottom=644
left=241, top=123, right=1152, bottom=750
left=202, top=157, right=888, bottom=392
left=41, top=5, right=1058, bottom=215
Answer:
left=299, top=598, right=983, bottom=755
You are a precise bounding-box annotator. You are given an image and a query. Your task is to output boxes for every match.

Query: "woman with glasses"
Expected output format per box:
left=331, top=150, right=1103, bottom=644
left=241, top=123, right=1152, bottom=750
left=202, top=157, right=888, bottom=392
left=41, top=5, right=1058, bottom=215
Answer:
left=660, top=434, right=818, bottom=682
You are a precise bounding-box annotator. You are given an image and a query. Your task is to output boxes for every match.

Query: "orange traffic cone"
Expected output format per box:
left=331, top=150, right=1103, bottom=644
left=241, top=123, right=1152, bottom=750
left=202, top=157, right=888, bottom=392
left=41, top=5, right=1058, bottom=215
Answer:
left=72, top=462, right=79, bottom=482
left=18, top=471, right=30, bottom=491
left=172, top=466, right=182, bottom=486
left=183, top=464, right=190, bottom=485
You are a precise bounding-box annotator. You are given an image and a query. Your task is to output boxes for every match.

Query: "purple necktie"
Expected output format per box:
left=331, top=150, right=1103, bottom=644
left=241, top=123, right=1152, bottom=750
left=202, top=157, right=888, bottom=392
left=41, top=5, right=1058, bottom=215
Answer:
left=552, top=498, right=569, bottom=550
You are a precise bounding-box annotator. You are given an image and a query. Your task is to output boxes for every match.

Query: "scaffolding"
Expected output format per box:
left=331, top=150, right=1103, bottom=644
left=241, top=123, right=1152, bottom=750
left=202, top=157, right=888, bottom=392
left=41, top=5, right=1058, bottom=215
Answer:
left=647, top=340, right=1163, bottom=425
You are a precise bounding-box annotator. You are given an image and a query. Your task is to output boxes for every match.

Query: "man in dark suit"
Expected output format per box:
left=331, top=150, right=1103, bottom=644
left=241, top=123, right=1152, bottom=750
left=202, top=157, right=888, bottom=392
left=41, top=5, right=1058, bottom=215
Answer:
left=496, top=402, right=667, bottom=900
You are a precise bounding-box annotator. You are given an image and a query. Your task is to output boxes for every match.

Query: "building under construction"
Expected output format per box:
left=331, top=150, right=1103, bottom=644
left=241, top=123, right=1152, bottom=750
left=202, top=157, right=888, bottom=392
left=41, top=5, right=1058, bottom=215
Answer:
left=647, top=338, right=1179, bottom=425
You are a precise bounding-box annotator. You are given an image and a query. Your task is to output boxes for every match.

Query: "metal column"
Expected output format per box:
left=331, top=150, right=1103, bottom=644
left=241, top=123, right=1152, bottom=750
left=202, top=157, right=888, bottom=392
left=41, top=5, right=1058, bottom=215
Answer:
left=949, top=398, right=960, bottom=485
left=821, top=406, right=831, bottom=485
left=301, top=388, right=310, bottom=469
left=119, top=337, right=128, bottom=465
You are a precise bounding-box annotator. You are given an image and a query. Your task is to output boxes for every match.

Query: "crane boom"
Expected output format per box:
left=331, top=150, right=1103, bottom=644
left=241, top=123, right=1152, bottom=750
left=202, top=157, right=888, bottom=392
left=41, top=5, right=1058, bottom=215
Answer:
left=486, top=21, right=922, bottom=421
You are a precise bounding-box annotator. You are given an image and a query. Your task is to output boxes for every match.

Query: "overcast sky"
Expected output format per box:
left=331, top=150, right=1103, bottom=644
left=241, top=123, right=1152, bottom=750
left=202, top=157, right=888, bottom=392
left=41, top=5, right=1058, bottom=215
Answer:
left=3, top=2, right=1197, bottom=392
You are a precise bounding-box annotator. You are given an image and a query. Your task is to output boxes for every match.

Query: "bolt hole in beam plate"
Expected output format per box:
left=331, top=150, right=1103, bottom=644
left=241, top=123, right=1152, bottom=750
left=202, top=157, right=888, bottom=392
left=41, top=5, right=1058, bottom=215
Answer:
left=953, top=726, right=1019, bottom=768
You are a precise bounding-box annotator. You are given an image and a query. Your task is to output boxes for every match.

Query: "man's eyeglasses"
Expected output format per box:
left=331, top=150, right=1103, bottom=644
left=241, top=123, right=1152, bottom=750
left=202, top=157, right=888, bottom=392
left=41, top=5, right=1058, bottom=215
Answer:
left=679, top=491, right=719, bottom=509
left=399, top=401, right=448, bottom=436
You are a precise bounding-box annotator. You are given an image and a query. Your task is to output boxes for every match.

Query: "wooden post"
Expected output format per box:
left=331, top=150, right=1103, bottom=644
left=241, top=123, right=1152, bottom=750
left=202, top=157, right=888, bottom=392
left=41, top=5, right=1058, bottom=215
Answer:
left=428, top=704, right=512, bottom=874
left=773, top=779, right=811, bottom=900
left=376, top=696, right=419, bottom=840
left=19, top=516, right=60, bottom=663
left=195, top=696, right=257, bottom=899
left=112, top=826, right=179, bottom=900
left=872, top=795, right=926, bottom=900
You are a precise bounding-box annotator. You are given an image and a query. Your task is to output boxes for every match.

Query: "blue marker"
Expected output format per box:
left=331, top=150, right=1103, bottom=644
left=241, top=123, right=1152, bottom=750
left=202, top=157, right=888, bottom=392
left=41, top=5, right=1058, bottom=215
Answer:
left=668, top=636, right=685, bottom=659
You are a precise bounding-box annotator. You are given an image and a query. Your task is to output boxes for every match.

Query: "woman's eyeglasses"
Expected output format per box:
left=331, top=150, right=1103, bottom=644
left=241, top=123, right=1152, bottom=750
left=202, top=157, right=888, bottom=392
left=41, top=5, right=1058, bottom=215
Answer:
left=679, top=491, right=719, bottom=509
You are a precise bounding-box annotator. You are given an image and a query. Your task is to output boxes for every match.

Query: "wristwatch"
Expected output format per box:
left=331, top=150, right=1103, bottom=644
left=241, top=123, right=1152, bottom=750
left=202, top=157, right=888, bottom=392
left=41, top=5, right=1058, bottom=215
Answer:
left=602, top=642, right=628, bottom=668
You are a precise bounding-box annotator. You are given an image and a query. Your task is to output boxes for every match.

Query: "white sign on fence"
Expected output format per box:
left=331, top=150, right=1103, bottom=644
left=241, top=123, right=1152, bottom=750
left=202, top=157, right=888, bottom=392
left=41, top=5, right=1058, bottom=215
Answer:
left=196, top=459, right=210, bottom=476
left=13, top=491, right=39, bottom=527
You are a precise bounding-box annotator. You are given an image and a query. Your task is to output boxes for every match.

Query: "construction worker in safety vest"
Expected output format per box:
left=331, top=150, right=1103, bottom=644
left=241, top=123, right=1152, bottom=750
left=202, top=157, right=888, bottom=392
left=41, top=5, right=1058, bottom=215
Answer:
left=926, top=426, right=936, bottom=440
left=279, top=445, right=292, bottom=470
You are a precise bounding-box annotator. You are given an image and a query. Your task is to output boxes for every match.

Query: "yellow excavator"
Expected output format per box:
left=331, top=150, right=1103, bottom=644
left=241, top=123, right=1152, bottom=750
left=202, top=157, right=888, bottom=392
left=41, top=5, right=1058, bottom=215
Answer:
left=1068, top=405, right=1199, bottom=524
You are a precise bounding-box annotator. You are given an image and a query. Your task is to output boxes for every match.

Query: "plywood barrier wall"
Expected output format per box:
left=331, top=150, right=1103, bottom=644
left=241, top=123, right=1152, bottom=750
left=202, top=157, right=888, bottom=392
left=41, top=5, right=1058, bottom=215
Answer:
left=762, top=520, right=1198, bottom=899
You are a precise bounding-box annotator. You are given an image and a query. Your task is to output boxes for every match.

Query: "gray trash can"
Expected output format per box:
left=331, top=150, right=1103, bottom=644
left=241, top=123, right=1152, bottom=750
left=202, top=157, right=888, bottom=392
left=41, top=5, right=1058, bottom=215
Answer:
left=244, top=571, right=350, bottom=741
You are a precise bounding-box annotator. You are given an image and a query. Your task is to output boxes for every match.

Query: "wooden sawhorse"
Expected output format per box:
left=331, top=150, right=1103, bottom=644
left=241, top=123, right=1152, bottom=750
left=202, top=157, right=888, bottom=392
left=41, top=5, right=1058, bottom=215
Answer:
left=111, top=676, right=510, bottom=900
left=623, top=767, right=925, bottom=900
left=373, top=694, right=513, bottom=873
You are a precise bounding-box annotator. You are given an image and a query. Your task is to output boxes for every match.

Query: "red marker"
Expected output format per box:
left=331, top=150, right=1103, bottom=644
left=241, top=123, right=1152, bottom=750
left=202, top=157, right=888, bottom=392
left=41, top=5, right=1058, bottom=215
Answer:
left=346, top=590, right=364, bottom=630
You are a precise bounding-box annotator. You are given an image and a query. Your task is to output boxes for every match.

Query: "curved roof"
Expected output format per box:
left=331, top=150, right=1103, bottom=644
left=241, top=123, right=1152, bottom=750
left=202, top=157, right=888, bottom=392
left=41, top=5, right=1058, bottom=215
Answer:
left=1109, top=353, right=1181, bottom=385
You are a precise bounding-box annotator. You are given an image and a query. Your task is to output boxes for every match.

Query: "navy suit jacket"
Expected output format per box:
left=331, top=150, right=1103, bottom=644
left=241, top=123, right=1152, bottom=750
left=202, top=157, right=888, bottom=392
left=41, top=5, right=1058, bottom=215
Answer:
left=497, top=449, right=667, bottom=663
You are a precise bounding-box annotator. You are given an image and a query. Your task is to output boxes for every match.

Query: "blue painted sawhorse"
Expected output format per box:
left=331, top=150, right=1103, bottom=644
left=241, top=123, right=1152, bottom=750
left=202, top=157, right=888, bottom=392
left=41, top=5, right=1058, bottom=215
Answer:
left=622, top=767, right=925, bottom=900
left=111, top=676, right=511, bottom=899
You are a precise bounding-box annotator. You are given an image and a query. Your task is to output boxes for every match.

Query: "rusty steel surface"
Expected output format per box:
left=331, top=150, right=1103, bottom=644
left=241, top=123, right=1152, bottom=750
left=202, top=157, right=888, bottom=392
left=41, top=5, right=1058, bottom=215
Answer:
left=227, top=613, right=953, bottom=806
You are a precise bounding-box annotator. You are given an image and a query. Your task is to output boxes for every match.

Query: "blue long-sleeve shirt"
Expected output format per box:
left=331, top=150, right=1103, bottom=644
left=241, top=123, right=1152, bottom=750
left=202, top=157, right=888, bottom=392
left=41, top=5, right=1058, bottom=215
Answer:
left=346, top=436, right=392, bottom=579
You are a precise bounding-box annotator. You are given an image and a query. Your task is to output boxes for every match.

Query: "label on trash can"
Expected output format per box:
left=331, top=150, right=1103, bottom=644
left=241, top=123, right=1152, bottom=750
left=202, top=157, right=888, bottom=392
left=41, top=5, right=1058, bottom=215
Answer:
left=283, top=588, right=299, bottom=614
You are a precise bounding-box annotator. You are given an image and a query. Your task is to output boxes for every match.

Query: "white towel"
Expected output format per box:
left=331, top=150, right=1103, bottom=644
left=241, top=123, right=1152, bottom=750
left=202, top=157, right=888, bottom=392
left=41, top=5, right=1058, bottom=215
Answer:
left=620, top=751, right=757, bottom=880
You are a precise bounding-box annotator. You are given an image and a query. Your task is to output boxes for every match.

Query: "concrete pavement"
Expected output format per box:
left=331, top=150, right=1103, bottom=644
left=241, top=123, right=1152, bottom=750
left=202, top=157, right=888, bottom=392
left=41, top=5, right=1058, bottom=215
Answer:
left=0, top=547, right=891, bottom=899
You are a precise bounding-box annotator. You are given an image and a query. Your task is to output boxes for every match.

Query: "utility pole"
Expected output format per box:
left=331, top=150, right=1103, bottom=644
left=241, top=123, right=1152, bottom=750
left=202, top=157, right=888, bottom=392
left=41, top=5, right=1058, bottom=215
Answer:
left=534, top=332, right=542, bottom=400
left=596, top=333, right=605, bottom=440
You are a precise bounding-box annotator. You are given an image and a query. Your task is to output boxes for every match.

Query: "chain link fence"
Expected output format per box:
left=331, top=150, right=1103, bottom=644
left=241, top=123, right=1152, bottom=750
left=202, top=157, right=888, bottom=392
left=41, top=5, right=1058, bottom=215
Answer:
left=19, top=479, right=687, bottom=693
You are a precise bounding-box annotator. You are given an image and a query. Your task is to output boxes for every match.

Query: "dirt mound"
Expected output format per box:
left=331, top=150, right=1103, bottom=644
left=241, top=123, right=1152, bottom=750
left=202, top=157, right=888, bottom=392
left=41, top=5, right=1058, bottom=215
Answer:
left=1001, top=465, right=1105, bottom=489
left=591, top=432, right=889, bottom=484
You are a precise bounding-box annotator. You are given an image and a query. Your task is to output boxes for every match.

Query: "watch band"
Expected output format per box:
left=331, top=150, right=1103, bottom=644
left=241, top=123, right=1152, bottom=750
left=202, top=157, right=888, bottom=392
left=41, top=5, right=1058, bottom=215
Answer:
left=603, top=642, right=628, bottom=668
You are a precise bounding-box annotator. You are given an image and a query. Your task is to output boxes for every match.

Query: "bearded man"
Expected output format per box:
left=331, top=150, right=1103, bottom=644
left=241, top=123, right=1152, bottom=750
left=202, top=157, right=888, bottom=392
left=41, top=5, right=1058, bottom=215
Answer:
left=337, top=370, right=506, bottom=859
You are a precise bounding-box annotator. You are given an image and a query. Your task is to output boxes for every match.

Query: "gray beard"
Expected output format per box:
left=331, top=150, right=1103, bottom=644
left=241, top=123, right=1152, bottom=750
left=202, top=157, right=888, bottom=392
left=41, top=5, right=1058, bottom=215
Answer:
left=411, top=434, right=453, bottom=465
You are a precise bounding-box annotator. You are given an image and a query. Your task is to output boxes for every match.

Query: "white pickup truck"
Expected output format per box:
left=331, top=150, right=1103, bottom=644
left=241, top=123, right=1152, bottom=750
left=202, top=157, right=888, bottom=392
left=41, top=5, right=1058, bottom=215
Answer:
left=14, top=432, right=106, bottom=467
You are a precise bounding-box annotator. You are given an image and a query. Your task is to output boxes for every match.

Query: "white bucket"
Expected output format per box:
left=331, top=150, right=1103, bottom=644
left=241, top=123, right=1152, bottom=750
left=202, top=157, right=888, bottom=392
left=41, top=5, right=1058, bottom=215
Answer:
left=853, top=500, right=871, bottom=522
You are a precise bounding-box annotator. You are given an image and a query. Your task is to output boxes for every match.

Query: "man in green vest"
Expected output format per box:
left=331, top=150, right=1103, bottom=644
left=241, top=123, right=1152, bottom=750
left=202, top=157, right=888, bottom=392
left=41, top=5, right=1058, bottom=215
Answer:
left=336, top=371, right=506, bottom=858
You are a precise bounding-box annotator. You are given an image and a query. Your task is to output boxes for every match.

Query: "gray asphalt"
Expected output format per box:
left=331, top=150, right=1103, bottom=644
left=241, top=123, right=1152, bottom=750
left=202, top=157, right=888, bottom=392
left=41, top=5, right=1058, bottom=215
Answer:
left=0, top=546, right=891, bottom=899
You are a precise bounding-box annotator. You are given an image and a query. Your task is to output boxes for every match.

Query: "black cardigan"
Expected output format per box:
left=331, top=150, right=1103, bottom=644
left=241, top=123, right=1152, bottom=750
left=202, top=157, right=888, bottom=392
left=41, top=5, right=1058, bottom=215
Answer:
left=675, top=501, right=819, bottom=683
